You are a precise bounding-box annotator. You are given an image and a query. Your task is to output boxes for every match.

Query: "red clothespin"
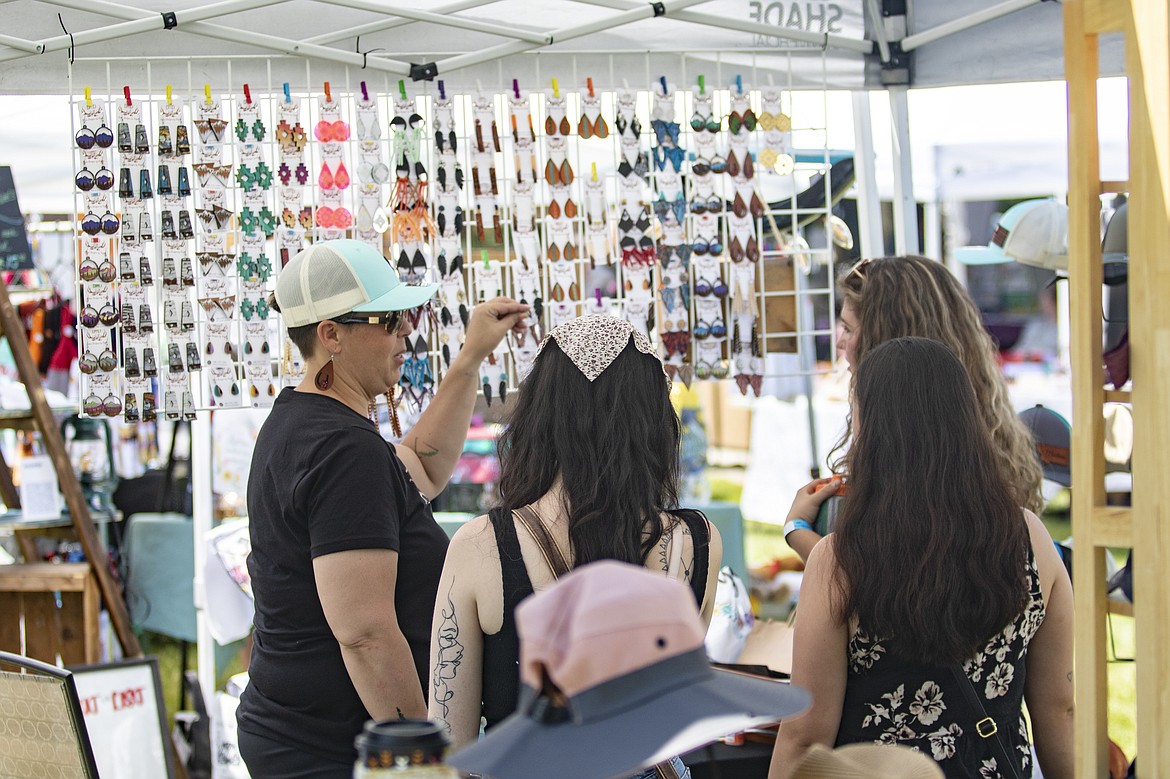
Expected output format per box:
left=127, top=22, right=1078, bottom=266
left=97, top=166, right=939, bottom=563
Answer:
left=123, top=86, right=132, bottom=106
left=512, top=79, right=521, bottom=100
left=587, top=77, right=595, bottom=98
left=323, top=81, right=332, bottom=103
left=360, top=81, right=369, bottom=102
left=243, top=83, right=252, bottom=104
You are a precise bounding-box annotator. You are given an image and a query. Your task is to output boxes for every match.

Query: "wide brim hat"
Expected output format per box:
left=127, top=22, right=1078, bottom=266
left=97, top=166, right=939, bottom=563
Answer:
left=789, top=743, right=943, bottom=779
left=274, top=239, right=437, bottom=327
left=447, top=562, right=810, bottom=779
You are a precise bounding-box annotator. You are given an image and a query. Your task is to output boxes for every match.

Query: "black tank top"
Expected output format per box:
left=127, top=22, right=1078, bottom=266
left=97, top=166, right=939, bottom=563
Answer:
left=480, top=507, right=711, bottom=729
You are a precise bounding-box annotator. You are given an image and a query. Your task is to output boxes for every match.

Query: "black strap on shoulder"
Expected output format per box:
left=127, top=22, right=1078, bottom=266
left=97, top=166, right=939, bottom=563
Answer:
left=672, top=509, right=710, bottom=607
left=514, top=506, right=571, bottom=579
left=488, top=508, right=533, bottom=610
left=948, top=665, right=1022, bottom=779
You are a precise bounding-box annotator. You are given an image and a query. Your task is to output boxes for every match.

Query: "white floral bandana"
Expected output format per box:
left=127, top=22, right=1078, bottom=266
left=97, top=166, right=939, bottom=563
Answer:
left=538, top=314, right=668, bottom=382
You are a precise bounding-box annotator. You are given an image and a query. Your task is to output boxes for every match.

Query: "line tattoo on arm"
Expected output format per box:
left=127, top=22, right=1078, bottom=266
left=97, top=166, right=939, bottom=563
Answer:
left=432, top=583, right=465, bottom=727
left=411, top=437, right=439, bottom=458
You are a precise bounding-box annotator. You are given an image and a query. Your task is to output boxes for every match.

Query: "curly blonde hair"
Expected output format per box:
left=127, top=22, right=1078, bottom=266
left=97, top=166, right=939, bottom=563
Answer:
left=834, top=255, right=1045, bottom=515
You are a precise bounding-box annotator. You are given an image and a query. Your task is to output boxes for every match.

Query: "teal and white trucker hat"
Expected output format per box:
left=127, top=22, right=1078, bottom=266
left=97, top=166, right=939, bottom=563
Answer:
left=955, top=199, right=1068, bottom=270
left=274, top=239, right=437, bottom=327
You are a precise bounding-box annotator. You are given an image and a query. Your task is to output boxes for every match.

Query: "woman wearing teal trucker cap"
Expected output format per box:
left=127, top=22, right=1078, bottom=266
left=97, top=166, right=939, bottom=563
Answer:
left=238, top=239, right=528, bottom=778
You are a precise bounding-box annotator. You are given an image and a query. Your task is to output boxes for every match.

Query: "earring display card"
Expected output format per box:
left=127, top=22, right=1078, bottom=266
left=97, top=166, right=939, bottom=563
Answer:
left=73, top=73, right=836, bottom=417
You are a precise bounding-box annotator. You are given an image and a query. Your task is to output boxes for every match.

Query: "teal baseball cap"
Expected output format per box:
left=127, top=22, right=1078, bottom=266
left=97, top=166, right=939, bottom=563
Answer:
left=274, top=239, right=437, bottom=327
left=955, top=199, right=1068, bottom=269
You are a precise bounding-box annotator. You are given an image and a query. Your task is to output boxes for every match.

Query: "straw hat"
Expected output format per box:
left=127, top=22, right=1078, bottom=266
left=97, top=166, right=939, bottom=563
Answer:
left=790, top=743, right=943, bottom=779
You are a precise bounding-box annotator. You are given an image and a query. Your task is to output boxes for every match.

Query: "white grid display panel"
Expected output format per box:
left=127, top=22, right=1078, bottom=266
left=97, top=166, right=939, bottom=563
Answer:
left=70, top=54, right=840, bottom=422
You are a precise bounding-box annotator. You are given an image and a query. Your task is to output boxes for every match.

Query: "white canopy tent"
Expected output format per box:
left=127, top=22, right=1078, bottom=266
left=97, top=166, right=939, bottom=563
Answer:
left=0, top=0, right=1125, bottom=713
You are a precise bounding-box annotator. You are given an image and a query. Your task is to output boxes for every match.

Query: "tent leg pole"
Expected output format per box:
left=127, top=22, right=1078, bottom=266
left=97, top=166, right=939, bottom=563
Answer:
left=192, top=413, right=217, bottom=711
left=851, top=91, right=884, bottom=258
left=888, top=86, right=920, bottom=256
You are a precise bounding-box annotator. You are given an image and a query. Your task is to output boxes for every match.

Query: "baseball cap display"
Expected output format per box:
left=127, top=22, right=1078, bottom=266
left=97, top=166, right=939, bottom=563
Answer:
left=955, top=199, right=1068, bottom=270
left=448, top=561, right=810, bottom=779
left=274, top=239, right=437, bottom=327
left=1019, top=404, right=1071, bottom=486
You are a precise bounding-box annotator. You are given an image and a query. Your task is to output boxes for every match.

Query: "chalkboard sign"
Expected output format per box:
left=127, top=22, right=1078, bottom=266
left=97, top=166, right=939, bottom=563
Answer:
left=0, top=166, right=33, bottom=271
left=69, top=657, right=178, bottom=779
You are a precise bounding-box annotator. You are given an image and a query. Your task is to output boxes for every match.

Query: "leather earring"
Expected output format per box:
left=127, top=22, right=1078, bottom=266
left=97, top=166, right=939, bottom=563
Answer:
left=314, top=354, right=335, bottom=391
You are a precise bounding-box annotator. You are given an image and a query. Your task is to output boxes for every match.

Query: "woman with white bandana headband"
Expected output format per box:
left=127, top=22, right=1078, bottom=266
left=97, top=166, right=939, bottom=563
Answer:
left=428, top=314, right=722, bottom=776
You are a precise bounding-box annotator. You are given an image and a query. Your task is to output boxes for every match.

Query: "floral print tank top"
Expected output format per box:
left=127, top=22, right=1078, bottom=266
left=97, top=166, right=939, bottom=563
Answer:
left=834, top=550, right=1046, bottom=778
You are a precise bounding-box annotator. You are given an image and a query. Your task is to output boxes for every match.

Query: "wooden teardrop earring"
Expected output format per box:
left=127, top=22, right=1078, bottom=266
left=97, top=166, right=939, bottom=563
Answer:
left=315, top=355, right=335, bottom=391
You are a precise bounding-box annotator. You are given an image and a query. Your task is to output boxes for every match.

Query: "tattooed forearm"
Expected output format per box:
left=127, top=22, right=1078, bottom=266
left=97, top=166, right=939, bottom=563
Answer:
left=411, top=438, right=439, bottom=458
left=431, top=584, right=465, bottom=725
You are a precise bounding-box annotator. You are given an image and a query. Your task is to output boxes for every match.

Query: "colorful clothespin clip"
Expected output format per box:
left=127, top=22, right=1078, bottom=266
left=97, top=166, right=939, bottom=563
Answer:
left=735, top=74, right=743, bottom=94
left=551, top=78, right=560, bottom=98
left=361, top=81, right=370, bottom=102
left=165, top=85, right=173, bottom=105
left=512, top=79, right=520, bottom=99
left=398, top=80, right=407, bottom=101
left=587, top=77, right=595, bottom=98
left=83, top=87, right=93, bottom=107
left=591, top=163, right=598, bottom=182
left=323, top=81, right=332, bottom=103
left=123, top=86, right=132, bottom=106
left=659, top=76, right=668, bottom=95
left=594, top=288, right=603, bottom=308
left=698, top=75, right=705, bottom=95
left=204, top=84, right=213, bottom=105
left=282, top=83, right=291, bottom=104
left=243, top=84, right=252, bottom=104
left=436, top=80, right=445, bottom=101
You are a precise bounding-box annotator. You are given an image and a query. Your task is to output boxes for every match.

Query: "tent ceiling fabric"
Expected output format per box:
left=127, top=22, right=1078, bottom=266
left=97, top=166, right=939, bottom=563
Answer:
left=0, top=0, right=1124, bottom=95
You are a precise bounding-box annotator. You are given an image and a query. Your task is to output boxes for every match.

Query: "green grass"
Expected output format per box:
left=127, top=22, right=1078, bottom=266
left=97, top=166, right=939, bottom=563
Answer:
left=140, top=632, right=248, bottom=725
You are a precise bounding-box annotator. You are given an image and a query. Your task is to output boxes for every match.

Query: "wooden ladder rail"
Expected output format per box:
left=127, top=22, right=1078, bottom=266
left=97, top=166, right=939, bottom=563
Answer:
left=1066, top=0, right=1170, bottom=775
left=0, top=278, right=141, bottom=659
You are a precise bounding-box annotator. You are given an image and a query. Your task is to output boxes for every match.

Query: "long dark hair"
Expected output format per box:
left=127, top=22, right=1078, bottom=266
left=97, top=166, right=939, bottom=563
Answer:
left=830, top=256, right=1044, bottom=516
left=495, top=337, right=680, bottom=565
left=832, top=337, right=1029, bottom=666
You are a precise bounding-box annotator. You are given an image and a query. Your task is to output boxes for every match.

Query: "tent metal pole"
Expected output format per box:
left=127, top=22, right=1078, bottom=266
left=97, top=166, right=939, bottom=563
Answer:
left=191, top=413, right=217, bottom=708
left=0, top=0, right=286, bottom=62
left=431, top=0, right=712, bottom=75
left=325, top=0, right=551, bottom=45
left=901, top=0, right=1041, bottom=51
left=0, top=34, right=42, bottom=54
left=863, top=0, right=891, bottom=62
left=6, top=0, right=413, bottom=74
left=304, top=0, right=497, bottom=46
left=850, top=91, right=884, bottom=259
left=888, top=86, right=920, bottom=255
left=572, top=0, right=873, bottom=54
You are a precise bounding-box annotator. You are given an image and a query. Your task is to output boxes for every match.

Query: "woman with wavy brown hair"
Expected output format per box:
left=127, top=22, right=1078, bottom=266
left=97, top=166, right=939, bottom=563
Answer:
left=785, top=255, right=1045, bottom=561
left=769, top=337, right=1073, bottom=779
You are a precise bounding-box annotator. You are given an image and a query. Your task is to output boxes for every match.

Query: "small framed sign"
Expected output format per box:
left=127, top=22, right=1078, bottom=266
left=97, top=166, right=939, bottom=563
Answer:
left=68, top=657, right=177, bottom=778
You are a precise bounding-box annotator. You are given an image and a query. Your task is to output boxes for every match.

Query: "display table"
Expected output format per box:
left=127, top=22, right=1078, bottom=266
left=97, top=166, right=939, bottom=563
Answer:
left=435, top=500, right=747, bottom=576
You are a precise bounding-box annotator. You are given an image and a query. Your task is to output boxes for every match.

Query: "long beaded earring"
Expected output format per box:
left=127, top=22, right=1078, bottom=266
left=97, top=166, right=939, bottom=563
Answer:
left=368, top=400, right=380, bottom=432
left=315, top=354, right=335, bottom=391
left=386, top=387, right=402, bottom=438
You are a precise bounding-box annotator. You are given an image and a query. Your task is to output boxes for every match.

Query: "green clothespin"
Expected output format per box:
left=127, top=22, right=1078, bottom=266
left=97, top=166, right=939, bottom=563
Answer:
left=398, top=80, right=407, bottom=101
left=698, top=75, right=705, bottom=95
left=481, top=250, right=490, bottom=268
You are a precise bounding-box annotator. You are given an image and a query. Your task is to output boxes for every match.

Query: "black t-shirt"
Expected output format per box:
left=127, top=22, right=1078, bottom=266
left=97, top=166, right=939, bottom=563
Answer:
left=236, top=389, right=449, bottom=763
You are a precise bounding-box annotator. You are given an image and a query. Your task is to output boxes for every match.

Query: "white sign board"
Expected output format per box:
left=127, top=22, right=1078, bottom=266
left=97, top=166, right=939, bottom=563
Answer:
left=69, top=658, right=176, bottom=779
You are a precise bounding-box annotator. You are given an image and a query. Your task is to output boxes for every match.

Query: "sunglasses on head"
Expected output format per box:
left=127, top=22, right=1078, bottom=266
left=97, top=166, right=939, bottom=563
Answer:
left=844, top=257, right=872, bottom=284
